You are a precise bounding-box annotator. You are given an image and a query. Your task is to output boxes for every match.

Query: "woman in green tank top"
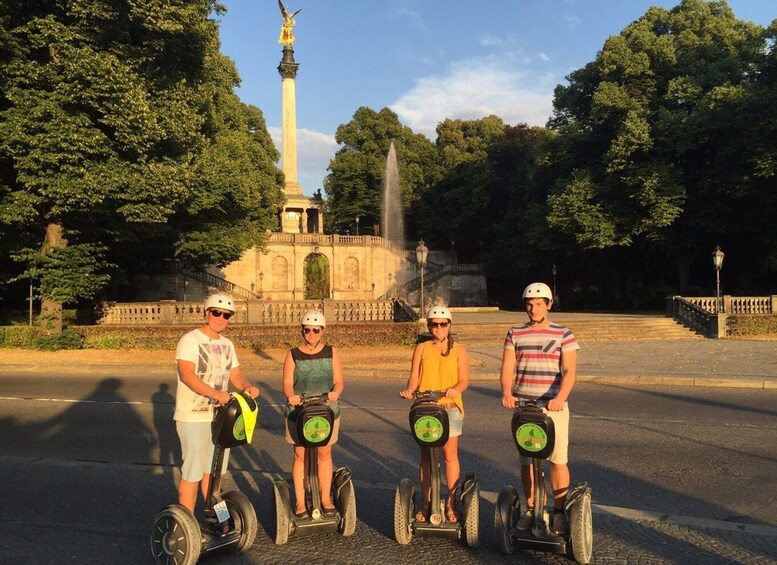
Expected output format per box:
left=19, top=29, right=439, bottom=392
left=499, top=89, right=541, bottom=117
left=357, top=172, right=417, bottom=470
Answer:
left=282, top=310, right=344, bottom=519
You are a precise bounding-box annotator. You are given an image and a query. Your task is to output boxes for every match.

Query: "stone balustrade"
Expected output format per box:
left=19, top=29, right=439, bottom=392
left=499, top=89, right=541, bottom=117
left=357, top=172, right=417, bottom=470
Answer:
left=678, top=295, right=777, bottom=314
left=98, top=299, right=395, bottom=325
left=666, top=295, right=777, bottom=338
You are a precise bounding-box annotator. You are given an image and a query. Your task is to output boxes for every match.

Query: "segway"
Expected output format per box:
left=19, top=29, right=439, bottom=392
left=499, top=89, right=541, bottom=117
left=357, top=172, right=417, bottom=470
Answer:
left=151, top=392, right=259, bottom=565
left=494, top=399, right=593, bottom=564
left=272, top=393, right=357, bottom=544
left=394, top=390, right=480, bottom=547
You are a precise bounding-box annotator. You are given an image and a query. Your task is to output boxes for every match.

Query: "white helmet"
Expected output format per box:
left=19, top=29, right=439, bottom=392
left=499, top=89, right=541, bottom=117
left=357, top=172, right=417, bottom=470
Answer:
left=204, top=293, right=235, bottom=313
left=522, top=282, right=553, bottom=303
left=426, top=305, right=452, bottom=322
left=300, top=309, right=326, bottom=328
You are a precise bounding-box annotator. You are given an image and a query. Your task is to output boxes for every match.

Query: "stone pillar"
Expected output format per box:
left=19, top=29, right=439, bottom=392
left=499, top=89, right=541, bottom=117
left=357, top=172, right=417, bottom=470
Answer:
left=247, top=300, right=263, bottom=325
left=713, top=314, right=728, bottom=338
left=278, top=47, right=302, bottom=196
left=322, top=298, right=335, bottom=322
left=160, top=300, right=175, bottom=325
left=722, top=295, right=732, bottom=314
left=301, top=210, right=308, bottom=233
left=771, top=295, right=777, bottom=314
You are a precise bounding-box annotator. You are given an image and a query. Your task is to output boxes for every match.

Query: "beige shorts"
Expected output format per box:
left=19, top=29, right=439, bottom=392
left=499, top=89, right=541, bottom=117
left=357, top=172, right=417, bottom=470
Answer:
left=518, top=404, right=569, bottom=466
left=286, top=416, right=340, bottom=446
left=176, top=421, right=229, bottom=481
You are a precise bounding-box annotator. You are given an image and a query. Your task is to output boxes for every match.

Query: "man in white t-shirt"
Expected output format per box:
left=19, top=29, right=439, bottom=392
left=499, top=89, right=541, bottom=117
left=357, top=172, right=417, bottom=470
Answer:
left=174, top=293, right=260, bottom=513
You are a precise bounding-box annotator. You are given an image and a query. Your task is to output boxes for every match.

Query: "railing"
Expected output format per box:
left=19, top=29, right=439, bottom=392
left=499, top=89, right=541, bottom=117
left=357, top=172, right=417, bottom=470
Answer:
left=388, top=263, right=485, bottom=297
left=265, top=233, right=410, bottom=255
left=163, top=261, right=257, bottom=300
left=666, top=295, right=777, bottom=338
left=98, top=299, right=396, bottom=325
left=667, top=296, right=720, bottom=337
left=680, top=296, right=776, bottom=315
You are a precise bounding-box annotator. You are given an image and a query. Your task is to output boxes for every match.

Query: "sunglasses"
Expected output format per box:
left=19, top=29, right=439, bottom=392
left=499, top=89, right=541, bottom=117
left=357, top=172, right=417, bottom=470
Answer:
left=303, top=327, right=322, bottom=335
left=429, top=321, right=450, bottom=329
left=209, top=310, right=233, bottom=320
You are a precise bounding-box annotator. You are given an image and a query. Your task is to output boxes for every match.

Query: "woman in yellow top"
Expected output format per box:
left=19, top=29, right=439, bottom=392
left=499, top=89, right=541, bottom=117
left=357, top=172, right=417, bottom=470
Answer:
left=400, top=305, right=469, bottom=523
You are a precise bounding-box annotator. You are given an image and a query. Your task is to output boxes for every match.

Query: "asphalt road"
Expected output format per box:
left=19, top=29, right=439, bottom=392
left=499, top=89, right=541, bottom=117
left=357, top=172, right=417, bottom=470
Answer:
left=1, top=373, right=776, bottom=564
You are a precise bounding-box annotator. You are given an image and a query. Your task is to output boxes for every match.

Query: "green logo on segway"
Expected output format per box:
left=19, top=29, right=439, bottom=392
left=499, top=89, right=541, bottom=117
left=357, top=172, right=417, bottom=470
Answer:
left=516, top=423, right=547, bottom=452
left=233, top=414, right=246, bottom=441
left=303, top=416, right=332, bottom=443
left=413, top=416, right=443, bottom=443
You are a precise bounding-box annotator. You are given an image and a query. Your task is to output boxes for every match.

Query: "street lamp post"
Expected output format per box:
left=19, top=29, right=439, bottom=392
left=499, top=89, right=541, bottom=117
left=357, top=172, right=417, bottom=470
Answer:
left=712, top=245, right=725, bottom=313
left=28, top=278, right=33, bottom=327
left=259, top=272, right=264, bottom=298
left=552, top=264, right=558, bottom=300
left=416, top=239, right=429, bottom=316
left=355, top=215, right=360, bottom=236
left=450, top=240, right=456, bottom=264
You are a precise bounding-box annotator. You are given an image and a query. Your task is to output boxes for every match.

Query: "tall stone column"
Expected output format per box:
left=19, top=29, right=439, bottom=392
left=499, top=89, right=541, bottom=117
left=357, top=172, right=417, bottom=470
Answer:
left=278, top=47, right=302, bottom=196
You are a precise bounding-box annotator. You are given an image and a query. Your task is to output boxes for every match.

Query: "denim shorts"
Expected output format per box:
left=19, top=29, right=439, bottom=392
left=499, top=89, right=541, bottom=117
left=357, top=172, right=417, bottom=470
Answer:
left=446, top=407, right=463, bottom=438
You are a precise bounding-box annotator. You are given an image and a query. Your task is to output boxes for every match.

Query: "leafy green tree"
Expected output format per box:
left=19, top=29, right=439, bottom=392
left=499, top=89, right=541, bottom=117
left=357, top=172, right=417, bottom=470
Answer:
left=543, top=0, right=769, bottom=297
left=410, top=116, right=507, bottom=258
left=0, top=1, right=282, bottom=330
left=324, top=106, right=438, bottom=236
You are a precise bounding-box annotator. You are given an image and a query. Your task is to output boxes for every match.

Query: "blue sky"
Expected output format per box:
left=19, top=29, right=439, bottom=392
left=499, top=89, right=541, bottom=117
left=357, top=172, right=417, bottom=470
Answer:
left=215, top=1, right=775, bottom=196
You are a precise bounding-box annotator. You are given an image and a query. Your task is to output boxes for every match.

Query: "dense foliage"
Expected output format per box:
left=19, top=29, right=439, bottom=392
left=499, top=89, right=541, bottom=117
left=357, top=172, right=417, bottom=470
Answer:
left=324, top=0, right=777, bottom=309
left=0, top=0, right=283, bottom=328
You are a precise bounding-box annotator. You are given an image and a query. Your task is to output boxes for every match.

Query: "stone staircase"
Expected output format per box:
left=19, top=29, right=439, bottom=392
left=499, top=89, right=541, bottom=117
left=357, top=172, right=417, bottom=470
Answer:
left=452, top=313, right=702, bottom=343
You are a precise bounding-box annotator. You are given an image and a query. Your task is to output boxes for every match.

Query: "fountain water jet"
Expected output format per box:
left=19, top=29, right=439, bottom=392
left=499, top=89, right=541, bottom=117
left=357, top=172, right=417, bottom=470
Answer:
left=381, top=142, right=404, bottom=244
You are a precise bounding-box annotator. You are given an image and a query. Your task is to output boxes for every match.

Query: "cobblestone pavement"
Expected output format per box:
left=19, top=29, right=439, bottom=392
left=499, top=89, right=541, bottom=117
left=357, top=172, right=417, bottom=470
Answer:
left=3, top=458, right=775, bottom=564
left=212, top=474, right=777, bottom=565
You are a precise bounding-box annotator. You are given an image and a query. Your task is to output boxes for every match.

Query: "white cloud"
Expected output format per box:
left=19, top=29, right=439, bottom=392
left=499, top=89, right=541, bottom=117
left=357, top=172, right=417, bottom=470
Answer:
left=269, top=127, right=337, bottom=193
left=537, top=52, right=550, bottom=62
left=565, top=15, right=582, bottom=30
left=479, top=34, right=506, bottom=47
left=390, top=57, right=556, bottom=138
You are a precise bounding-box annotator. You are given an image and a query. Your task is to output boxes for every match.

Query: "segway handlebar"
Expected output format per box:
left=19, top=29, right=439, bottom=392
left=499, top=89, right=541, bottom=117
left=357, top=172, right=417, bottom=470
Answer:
left=299, top=392, right=332, bottom=404
left=407, top=390, right=450, bottom=406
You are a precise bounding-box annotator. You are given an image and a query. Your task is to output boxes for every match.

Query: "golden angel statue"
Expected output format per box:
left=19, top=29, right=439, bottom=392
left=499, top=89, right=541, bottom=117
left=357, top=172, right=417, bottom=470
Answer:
left=278, top=0, right=302, bottom=46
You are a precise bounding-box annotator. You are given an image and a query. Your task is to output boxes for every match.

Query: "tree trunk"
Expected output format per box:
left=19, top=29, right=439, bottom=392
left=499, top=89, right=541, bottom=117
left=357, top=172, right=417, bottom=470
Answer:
left=39, top=222, right=68, bottom=334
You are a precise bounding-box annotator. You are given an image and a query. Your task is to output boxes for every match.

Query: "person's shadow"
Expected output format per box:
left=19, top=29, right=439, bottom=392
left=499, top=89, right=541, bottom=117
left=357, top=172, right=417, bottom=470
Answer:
left=152, top=383, right=181, bottom=476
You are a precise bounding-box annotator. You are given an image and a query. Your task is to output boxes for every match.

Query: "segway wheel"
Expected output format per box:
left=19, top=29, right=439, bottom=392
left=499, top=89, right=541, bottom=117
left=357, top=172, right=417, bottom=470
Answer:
left=569, top=486, right=593, bottom=564
left=337, top=477, right=357, bottom=537
left=150, top=504, right=201, bottom=565
left=393, top=478, right=414, bottom=545
left=463, top=481, right=480, bottom=548
left=272, top=481, right=291, bottom=546
left=494, top=486, right=519, bottom=555
left=221, top=490, right=258, bottom=553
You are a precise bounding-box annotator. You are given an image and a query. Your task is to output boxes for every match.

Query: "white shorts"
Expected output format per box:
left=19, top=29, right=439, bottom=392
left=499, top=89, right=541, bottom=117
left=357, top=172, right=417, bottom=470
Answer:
left=176, top=421, right=229, bottom=481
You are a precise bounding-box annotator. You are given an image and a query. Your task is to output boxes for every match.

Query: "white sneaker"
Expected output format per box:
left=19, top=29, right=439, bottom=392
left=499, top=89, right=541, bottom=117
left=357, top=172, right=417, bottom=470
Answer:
left=552, top=511, right=568, bottom=535
left=516, top=507, right=533, bottom=530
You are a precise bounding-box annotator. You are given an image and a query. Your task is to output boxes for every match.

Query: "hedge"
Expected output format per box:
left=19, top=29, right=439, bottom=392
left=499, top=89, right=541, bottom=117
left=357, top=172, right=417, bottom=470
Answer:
left=727, top=315, right=777, bottom=337
left=0, top=322, right=419, bottom=351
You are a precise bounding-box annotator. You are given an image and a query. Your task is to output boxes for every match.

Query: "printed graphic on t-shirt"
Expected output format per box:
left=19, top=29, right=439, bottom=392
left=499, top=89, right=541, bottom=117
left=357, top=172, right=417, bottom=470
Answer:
left=191, top=342, right=234, bottom=413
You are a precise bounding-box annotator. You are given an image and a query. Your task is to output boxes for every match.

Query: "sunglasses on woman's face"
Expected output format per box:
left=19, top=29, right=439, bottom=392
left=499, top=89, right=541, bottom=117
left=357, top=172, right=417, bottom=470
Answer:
left=303, top=327, right=322, bottom=335
left=209, top=309, right=233, bottom=320
left=429, top=321, right=450, bottom=329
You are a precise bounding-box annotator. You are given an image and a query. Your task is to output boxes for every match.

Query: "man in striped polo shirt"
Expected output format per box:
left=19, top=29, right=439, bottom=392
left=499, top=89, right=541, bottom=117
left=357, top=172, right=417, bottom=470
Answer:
left=499, top=282, right=579, bottom=535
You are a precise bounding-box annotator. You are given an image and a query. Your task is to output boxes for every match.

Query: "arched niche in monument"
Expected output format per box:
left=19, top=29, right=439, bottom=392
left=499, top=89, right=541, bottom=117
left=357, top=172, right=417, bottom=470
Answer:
left=344, top=256, right=360, bottom=290
left=303, top=253, right=330, bottom=300
left=271, top=256, right=289, bottom=291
